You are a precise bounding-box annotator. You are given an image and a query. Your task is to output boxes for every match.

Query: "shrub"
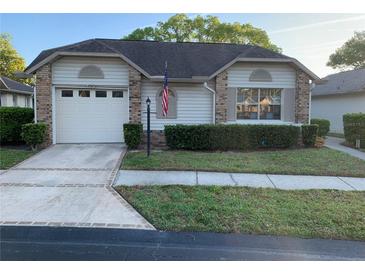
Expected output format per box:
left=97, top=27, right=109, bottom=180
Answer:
left=0, top=107, right=34, bottom=143
left=21, top=123, right=47, bottom=151
left=311, top=118, right=330, bottom=137
left=302, top=124, right=319, bottom=147
left=343, top=113, right=365, bottom=149
left=164, top=124, right=300, bottom=151
left=123, top=123, right=143, bottom=149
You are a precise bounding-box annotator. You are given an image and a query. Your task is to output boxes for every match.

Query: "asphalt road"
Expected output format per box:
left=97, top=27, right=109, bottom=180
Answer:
left=0, top=226, right=364, bottom=260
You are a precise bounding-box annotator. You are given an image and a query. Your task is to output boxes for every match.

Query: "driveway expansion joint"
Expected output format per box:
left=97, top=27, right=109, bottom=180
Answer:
left=337, top=177, right=357, bottom=190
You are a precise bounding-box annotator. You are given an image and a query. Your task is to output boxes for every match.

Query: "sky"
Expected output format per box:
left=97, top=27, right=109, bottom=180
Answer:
left=0, top=13, right=364, bottom=77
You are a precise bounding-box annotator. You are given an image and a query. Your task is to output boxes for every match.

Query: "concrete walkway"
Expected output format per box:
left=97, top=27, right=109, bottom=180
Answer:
left=0, top=145, right=154, bottom=230
left=116, top=170, right=365, bottom=191
left=325, top=136, right=365, bottom=161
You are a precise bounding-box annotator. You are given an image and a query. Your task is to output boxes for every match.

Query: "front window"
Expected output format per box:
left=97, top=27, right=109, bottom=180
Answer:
left=236, top=88, right=281, bottom=120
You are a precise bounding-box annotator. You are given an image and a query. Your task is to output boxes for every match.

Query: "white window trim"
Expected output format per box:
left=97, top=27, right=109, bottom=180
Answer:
left=235, top=87, right=283, bottom=122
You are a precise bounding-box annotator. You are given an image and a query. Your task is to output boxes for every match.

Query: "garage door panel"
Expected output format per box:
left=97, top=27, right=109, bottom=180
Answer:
left=56, top=88, right=128, bottom=143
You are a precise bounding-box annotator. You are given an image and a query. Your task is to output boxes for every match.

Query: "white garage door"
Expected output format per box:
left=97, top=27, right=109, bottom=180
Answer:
left=56, top=88, right=129, bottom=143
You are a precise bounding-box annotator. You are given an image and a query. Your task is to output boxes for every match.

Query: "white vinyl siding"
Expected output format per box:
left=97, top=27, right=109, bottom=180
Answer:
left=311, top=92, right=365, bottom=134
left=52, top=57, right=129, bottom=86
left=227, top=63, right=296, bottom=88
left=0, top=92, right=32, bottom=108
left=141, top=81, right=213, bottom=130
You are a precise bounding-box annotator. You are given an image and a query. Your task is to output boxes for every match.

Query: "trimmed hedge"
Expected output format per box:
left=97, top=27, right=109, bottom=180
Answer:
left=311, top=118, right=330, bottom=137
left=164, top=124, right=300, bottom=151
left=0, top=107, right=34, bottom=143
left=302, top=124, right=318, bottom=147
left=21, top=123, right=47, bottom=150
left=343, top=113, right=365, bottom=149
left=123, top=123, right=143, bottom=149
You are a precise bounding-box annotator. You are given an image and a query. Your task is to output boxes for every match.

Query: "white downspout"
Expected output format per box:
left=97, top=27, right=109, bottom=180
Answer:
left=204, top=82, right=216, bottom=124
left=34, top=85, right=37, bottom=123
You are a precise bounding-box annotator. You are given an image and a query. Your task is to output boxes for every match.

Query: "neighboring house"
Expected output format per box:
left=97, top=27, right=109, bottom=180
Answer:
left=0, top=76, right=34, bottom=108
left=311, top=69, right=365, bottom=134
left=25, top=38, right=318, bottom=145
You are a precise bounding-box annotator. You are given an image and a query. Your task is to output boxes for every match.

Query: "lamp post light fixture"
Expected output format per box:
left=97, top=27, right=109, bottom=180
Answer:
left=146, top=97, right=151, bottom=157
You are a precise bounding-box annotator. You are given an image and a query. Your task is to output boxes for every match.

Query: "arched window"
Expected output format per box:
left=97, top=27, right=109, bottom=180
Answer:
left=78, top=65, right=104, bottom=79
left=156, top=89, right=177, bottom=119
left=249, top=69, right=272, bottom=82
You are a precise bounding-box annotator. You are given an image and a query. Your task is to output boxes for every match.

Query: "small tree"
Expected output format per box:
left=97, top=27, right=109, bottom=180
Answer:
left=21, top=123, right=47, bottom=151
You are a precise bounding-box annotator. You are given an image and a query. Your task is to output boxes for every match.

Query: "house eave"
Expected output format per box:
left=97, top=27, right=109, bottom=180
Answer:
left=25, top=51, right=152, bottom=79
left=208, top=57, right=320, bottom=81
left=0, top=88, right=34, bottom=95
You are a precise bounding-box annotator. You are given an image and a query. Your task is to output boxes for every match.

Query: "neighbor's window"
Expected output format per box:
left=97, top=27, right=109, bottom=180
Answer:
left=156, top=89, right=177, bottom=119
left=112, top=90, right=124, bottom=98
left=95, top=90, right=107, bottom=98
left=61, top=90, right=73, bottom=97
left=236, top=88, right=281, bottom=120
left=79, top=90, right=90, bottom=97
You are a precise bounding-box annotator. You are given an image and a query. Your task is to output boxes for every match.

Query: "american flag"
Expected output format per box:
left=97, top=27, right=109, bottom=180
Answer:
left=162, top=62, right=169, bottom=117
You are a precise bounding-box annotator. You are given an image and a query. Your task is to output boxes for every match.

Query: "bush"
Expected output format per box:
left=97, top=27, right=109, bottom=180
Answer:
left=302, top=124, right=319, bottom=147
left=21, top=123, right=47, bottom=150
left=0, top=107, right=34, bottom=143
left=343, top=113, right=365, bottom=149
left=311, top=118, right=330, bottom=137
left=164, top=124, right=300, bottom=151
left=123, top=123, right=143, bottom=149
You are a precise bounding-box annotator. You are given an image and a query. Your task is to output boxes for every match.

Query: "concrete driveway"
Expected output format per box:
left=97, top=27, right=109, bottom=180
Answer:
left=0, top=144, right=154, bottom=230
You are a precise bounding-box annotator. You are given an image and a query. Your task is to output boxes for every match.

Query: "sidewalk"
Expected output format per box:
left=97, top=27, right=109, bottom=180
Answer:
left=325, top=136, right=365, bottom=161
left=115, top=170, right=365, bottom=191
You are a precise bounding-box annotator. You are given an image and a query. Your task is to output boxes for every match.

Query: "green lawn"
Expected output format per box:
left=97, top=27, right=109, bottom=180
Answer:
left=0, top=148, right=35, bottom=169
left=117, top=185, right=365, bottom=240
left=122, top=148, right=365, bottom=177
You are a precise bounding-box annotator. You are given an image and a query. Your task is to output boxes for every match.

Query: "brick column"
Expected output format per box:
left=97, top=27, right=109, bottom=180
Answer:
left=35, top=64, right=52, bottom=146
left=215, top=71, right=228, bottom=123
left=128, top=66, right=142, bottom=123
left=295, top=69, right=311, bottom=124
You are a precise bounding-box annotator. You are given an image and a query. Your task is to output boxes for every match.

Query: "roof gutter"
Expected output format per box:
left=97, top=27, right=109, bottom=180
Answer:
left=0, top=88, right=34, bottom=95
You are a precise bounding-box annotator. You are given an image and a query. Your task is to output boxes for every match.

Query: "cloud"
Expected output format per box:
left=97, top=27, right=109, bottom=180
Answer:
left=269, top=15, right=365, bottom=34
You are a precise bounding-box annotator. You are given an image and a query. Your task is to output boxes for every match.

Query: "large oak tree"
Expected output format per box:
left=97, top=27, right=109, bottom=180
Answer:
left=123, top=14, right=281, bottom=52
left=0, top=33, right=31, bottom=84
left=327, top=31, right=365, bottom=70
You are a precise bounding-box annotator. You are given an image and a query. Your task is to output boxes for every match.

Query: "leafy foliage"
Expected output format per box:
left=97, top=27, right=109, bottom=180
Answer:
left=327, top=31, right=365, bottom=70
left=123, top=123, right=143, bottom=149
left=164, top=124, right=299, bottom=151
left=343, top=113, right=365, bottom=148
left=301, top=124, right=319, bottom=147
left=123, top=14, right=281, bottom=52
left=310, top=118, right=330, bottom=137
left=21, top=123, right=47, bottom=151
left=0, top=107, right=34, bottom=143
left=0, top=33, right=32, bottom=84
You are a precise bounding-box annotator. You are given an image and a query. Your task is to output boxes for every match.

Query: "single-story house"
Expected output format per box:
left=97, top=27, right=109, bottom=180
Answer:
left=25, top=38, right=319, bottom=146
left=0, top=76, right=34, bottom=108
left=311, top=68, right=365, bottom=134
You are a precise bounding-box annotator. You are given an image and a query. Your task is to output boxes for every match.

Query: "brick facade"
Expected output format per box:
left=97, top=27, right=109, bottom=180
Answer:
left=215, top=71, right=228, bottom=123
left=295, top=69, right=311, bottom=124
left=140, top=130, right=167, bottom=148
left=128, top=65, right=142, bottom=123
left=35, top=64, right=52, bottom=147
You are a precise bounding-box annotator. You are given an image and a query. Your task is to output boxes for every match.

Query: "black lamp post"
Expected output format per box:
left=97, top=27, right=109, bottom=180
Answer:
left=146, top=97, right=151, bottom=157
